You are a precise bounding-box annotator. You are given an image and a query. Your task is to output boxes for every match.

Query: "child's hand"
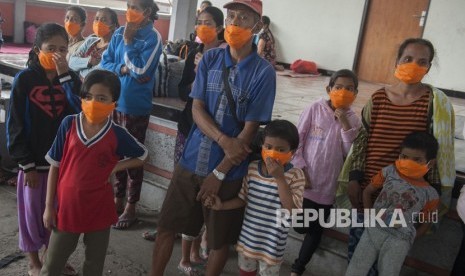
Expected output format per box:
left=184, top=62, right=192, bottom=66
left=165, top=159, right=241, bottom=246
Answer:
left=43, top=207, right=56, bottom=231
left=53, top=52, right=68, bottom=76
left=25, top=170, right=39, bottom=188
left=334, top=108, right=348, bottom=121
left=265, top=157, right=285, bottom=179
left=204, top=194, right=223, bottom=210
left=334, top=108, right=351, bottom=131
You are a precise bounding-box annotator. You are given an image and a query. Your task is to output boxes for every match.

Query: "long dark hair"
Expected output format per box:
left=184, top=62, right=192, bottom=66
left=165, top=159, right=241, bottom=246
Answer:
left=26, top=23, right=68, bottom=68
left=199, top=6, right=225, bottom=42
left=397, top=38, right=435, bottom=64
left=139, top=0, right=160, bottom=21
left=80, top=69, right=121, bottom=102
left=99, top=7, right=120, bottom=28
left=66, top=6, right=87, bottom=25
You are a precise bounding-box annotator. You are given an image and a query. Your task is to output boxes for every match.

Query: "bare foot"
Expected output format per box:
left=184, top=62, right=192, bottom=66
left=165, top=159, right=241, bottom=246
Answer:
left=290, top=273, right=300, bottom=276
left=191, top=256, right=203, bottom=263
left=28, top=267, right=41, bottom=276
left=114, top=197, right=124, bottom=214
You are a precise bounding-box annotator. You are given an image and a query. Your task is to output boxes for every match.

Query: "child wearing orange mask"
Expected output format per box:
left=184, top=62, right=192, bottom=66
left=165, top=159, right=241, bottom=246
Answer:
left=64, top=6, right=87, bottom=61
left=346, top=132, right=439, bottom=276
left=6, top=23, right=81, bottom=276
left=290, top=69, right=361, bottom=276
left=40, top=70, right=148, bottom=276
left=206, top=120, right=305, bottom=276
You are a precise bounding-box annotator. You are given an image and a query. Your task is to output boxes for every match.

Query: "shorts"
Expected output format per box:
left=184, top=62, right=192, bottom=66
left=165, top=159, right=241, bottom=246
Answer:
left=158, top=165, right=244, bottom=249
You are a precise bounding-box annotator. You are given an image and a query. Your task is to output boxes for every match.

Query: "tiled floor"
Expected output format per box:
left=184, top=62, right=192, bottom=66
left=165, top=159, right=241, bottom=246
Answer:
left=273, top=72, right=465, bottom=125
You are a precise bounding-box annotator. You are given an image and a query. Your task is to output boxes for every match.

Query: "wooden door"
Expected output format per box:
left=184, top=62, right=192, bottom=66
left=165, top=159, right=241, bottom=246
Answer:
left=356, top=0, right=430, bottom=84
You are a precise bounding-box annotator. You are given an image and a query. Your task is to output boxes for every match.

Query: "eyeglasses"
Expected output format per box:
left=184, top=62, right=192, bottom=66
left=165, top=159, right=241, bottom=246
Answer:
left=226, top=10, right=255, bottom=23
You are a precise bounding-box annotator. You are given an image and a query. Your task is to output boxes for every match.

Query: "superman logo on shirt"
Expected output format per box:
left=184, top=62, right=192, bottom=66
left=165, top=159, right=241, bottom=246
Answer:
left=29, top=85, right=66, bottom=118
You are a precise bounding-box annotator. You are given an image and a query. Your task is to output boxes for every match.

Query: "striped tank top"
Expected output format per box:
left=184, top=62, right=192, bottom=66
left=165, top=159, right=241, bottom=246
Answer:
left=236, top=161, right=305, bottom=265
left=362, top=88, right=430, bottom=188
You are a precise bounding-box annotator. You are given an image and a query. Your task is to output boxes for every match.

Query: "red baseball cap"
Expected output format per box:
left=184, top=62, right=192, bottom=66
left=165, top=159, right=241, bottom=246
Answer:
left=223, top=0, right=262, bottom=16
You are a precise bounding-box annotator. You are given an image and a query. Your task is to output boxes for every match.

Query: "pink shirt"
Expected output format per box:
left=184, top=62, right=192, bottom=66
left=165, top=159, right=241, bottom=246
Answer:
left=292, top=98, right=361, bottom=205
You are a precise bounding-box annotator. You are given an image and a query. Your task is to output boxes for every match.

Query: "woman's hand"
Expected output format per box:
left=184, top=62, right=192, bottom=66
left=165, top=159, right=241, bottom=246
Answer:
left=123, top=23, right=138, bottom=44
left=25, top=170, right=39, bottom=188
left=88, top=56, right=101, bottom=67
left=43, top=207, right=57, bottom=231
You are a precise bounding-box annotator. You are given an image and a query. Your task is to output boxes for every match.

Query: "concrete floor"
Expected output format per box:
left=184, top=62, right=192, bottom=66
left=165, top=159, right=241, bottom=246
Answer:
left=1, top=50, right=465, bottom=275
left=0, top=184, right=301, bottom=276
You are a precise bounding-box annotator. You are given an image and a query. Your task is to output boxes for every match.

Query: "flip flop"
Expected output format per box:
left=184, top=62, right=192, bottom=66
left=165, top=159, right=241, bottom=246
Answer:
left=142, top=230, right=182, bottom=241
left=61, top=263, right=77, bottom=276
left=199, top=247, right=209, bottom=261
left=0, top=252, right=24, bottom=268
left=177, top=263, right=201, bottom=276
left=112, top=214, right=138, bottom=230
left=142, top=230, right=157, bottom=241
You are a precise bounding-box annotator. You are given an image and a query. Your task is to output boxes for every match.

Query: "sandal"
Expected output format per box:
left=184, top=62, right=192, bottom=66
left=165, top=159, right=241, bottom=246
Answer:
left=199, top=247, right=208, bottom=261
left=142, top=230, right=182, bottom=241
left=112, top=213, right=138, bottom=230
left=142, top=230, right=157, bottom=241
left=177, top=263, right=201, bottom=276
left=62, top=263, right=77, bottom=276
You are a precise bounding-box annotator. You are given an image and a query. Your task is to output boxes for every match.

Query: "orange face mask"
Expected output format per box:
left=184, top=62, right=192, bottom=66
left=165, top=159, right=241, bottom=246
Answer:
left=329, top=89, right=356, bottom=109
left=93, top=21, right=111, bottom=38
left=395, top=159, right=429, bottom=179
left=81, top=100, right=115, bottom=124
left=196, top=25, right=217, bottom=44
left=126, top=9, right=145, bottom=24
left=65, top=21, right=81, bottom=37
left=224, top=25, right=253, bottom=49
left=394, top=62, right=428, bottom=84
left=261, top=148, right=293, bottom=166
left=38, top=51, right=56, bottom=71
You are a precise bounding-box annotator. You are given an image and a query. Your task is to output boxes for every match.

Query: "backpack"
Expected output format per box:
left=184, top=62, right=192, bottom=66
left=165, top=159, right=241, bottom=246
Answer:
left=153, top=39, right=200, bottom=98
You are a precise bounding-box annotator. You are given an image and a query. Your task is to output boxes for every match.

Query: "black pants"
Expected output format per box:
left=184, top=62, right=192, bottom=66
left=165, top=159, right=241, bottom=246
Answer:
left=291, top=198, right=332, bottom=275
left=451, top=222, right=465, bottom=275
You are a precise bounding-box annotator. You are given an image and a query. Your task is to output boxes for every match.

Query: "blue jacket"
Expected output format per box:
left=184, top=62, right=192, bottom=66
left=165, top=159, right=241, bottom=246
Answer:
left=101, top=24, right=162, bottom=116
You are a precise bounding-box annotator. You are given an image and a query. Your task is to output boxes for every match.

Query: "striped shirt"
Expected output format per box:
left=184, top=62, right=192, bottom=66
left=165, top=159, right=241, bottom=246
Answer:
left=362, top=88, right=429, bottom=188
left=236, top=161, right=305, bottom=265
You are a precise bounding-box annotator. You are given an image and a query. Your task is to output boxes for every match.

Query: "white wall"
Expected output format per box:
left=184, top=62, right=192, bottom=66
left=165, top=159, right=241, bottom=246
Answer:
left=265, top=0, right=365, bottom=70
left=423, top=0, right=465, bottom=91
left=206, top=0, right=465, bottom=92
left=208, top=0, right=365, bottom=71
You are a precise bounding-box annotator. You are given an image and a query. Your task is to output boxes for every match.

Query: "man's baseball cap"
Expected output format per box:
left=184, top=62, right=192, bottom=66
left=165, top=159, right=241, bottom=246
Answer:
left=223, top=0, right=262, bottom=16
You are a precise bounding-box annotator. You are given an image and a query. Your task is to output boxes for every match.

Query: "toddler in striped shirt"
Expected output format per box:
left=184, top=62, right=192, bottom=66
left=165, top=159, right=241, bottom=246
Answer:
left=206, top=120, right=305, bottom=276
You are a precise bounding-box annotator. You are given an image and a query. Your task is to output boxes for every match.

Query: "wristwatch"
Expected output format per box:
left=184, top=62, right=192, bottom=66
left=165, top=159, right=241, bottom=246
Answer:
left=212, top=169, right=226, bottom=181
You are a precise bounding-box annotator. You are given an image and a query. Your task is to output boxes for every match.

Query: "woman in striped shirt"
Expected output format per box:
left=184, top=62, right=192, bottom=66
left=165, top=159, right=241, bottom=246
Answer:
left=344, top=38, right=455, bottom=273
